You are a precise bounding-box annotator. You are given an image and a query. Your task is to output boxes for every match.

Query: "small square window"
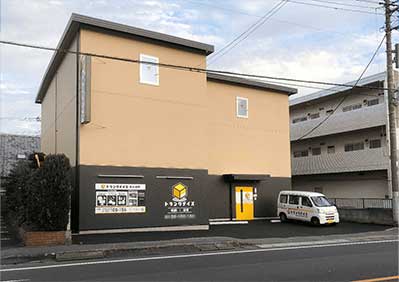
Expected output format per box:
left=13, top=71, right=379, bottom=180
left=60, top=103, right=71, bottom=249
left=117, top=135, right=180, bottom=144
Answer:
left=140, top=54, right=159, bottom=86
left=367, top=99, right=379, bottom=106
left=309, top=113, right=320, bottom=120
left=327, top=146, right=335, bottom=154
left=236, top=97, right=248, bottom=118
left=311, top=147, right=321, bottom=156
left=293, top=150, right=308, bottom=158
left=369, top=139, right=381, bottom=149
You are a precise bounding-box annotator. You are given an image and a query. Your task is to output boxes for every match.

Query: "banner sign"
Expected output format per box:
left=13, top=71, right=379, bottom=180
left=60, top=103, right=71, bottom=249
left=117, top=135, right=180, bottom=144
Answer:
left=95, top=183, right=146, bottom=214
left=164, top=182, right=196, bottom=220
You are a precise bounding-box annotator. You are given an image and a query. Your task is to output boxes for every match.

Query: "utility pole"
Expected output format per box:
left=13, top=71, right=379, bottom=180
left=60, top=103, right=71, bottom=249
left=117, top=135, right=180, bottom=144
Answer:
left=384, top=0, right=399, bottom=226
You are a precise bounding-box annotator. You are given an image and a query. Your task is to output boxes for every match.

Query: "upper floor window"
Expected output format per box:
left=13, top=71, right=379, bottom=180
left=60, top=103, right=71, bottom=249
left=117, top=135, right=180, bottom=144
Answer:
left=293, top=150, right=309, bottom=158
left=367, top=98, right=379, bottom=107
left=140, top=54, right=159, bottom=86
left=344, top=142, right=364, bottom=152
left=236, top=97, right=248, bottom=118
left=342, top=103, right=362, bottom=112
left=311, top=147, right=321, bottom=156
left=327, top=146, right=335, bottom=154
left=369, top=139, right=382, bottom=149
left=309, top=113, right=320, bottom=120
left=292, top=116, right=307, bottom=124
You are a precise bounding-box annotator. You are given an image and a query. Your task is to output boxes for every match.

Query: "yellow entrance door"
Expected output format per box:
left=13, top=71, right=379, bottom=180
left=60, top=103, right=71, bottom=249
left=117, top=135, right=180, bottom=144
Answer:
left=235, top=186, right=254, bottom=220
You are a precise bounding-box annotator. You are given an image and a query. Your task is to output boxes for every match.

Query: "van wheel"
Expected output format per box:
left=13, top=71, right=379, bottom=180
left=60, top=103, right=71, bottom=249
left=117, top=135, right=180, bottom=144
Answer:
left=311, top=217, right=320, bottom=226
left=279, top=213, right=287, bottom=222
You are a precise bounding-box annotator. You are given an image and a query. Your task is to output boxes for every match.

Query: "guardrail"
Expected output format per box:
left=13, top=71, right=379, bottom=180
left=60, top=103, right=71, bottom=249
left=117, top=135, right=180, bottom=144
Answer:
left=329, top=198, right=392, bottom=209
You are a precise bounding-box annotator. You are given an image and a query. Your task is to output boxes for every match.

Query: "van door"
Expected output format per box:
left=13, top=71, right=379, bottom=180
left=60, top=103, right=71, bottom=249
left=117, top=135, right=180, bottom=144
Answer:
left=287, top=195, right=300, bottom=220
left=235, top=186, right=254, bottom=220
left=299, top=196, right=314, bottom=222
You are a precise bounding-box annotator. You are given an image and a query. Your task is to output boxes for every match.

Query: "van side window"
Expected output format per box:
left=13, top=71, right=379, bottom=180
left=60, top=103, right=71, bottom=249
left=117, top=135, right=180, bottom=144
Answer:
left=301, top=197, right=312, bottom=207
left=280, top=195, right=288, bottom=204
left=289, top=195, right=300, bottom=205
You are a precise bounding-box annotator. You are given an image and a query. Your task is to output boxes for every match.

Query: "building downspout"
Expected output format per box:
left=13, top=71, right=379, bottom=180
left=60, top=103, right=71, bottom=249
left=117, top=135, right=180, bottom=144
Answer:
left=229, top=182, right=233, bottom=220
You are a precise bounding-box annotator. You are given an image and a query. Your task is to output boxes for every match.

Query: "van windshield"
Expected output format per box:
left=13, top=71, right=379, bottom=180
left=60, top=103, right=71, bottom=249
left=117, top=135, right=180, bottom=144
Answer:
left=311, top=196, right=332, bottom=207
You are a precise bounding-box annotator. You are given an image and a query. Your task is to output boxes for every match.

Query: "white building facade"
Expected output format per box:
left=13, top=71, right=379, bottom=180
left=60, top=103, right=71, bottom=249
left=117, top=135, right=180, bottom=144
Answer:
left=290, top=72, right=399, bottom=199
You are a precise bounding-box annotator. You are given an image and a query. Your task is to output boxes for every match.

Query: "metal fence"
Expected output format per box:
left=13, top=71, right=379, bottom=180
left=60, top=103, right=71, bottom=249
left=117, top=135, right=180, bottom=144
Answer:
left=329, top=198, right=392, bottom=209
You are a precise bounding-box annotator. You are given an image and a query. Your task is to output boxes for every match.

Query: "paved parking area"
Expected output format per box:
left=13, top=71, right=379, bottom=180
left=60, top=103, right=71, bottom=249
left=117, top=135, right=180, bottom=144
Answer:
left=73, top=220, right=390, bottom=245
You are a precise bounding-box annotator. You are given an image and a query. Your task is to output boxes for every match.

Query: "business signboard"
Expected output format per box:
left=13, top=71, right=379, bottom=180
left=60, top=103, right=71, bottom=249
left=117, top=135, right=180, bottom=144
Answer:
left=164, top=182, right=196, bottom=220
left=95, top=183, right=146, bottom=214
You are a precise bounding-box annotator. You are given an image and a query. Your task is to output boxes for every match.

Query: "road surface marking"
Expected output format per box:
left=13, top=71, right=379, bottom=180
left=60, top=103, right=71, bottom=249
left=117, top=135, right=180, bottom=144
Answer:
left=2, top=279, right=30, bottom=282
left=1, top=239, right=397, bottom=272
left=270, top=220, right=281, bottom=223
left=352, top=275, right=399, bottom=282
left=209, top=221, right=248, bottom=225
left=257, top=239, right=349, bottom=248
left=1, top=237, right=10, bottom=241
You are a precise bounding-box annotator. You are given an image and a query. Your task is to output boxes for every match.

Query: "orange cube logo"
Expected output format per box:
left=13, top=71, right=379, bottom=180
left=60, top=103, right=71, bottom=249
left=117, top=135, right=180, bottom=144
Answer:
left=173, top=183, right=187, bottom=199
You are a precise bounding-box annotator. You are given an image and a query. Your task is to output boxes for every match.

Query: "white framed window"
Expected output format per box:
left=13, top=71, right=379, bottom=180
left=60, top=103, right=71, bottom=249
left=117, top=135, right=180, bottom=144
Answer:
left=139, top=54, right=159, bottom=86
left=236, top=96, right=248, bottom=118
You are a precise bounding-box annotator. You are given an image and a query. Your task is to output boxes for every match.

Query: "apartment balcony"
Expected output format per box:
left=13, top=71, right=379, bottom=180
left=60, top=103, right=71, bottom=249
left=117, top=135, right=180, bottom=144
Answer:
left=290, top=103, right=387, bottom=141
left=291, top=147, right=389, bottom=176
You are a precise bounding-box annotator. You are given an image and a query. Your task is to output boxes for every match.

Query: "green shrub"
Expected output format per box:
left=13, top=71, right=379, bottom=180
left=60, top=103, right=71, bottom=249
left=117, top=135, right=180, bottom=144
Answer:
left=27, top=154, right=72, bottom=231
left=4, top=161, right=35, bottom=225
left=5, top=154, right=72, bottom=231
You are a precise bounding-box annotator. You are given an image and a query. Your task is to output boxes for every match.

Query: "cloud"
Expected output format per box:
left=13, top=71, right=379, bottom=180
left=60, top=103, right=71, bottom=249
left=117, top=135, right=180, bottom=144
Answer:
left=0, top=0, right=393, bottom=135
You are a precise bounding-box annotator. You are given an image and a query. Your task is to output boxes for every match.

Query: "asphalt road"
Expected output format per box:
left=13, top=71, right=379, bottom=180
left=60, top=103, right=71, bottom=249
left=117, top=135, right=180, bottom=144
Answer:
left=1, top=240, right=397, bottom=281
left=73, top=220, right=390, bottom=245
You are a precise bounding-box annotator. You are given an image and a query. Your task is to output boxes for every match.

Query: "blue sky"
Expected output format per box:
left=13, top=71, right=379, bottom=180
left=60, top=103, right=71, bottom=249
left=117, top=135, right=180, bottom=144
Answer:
left=0, top=0, right=393, bottom=135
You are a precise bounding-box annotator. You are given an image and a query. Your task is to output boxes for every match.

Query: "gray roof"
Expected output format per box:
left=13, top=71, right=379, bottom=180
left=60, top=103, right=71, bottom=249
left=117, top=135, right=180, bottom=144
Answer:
left=289, top=72, right=387, bottom=106
left=36, top=13, right=215, bottom=103
left=207, top=73, right=298, bottom=95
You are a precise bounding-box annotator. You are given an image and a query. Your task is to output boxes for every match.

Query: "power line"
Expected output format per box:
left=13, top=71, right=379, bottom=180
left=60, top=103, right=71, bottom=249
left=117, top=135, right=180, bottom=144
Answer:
left=186, top=0, right=383, bottom=40
left=295, top=34, right=386, bottom=141
left=285, top=0, right=384, bottom=14
left=207, top=1, right=287, bottom=66
left=0, top=39, right=393, bottom=92
left=303, top=0, right=380, bottom=9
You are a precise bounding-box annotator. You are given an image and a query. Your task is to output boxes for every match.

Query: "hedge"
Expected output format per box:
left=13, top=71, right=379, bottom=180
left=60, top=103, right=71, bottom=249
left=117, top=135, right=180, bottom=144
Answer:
left=5, top=154, right=72, bottom=231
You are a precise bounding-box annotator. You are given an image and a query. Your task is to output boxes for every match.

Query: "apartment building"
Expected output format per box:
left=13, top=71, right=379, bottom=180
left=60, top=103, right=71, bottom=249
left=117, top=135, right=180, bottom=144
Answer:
left=290, top=72, right=398, bottom=199
left=36, top=14, right=297, bottom=233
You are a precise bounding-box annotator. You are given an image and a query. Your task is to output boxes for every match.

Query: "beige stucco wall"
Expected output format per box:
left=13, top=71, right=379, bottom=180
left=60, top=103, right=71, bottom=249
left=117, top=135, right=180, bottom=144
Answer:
left=40, top=36, right=77, bottom=165
left=207, top=81, right=291, bottom=177
left=79, top=29, right=208, bottom=169
left=41, top=79, right=56, bottom=154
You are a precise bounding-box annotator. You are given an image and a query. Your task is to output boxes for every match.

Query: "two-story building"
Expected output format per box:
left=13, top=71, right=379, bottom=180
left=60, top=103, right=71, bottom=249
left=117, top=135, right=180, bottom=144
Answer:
left=37, top=14, right=296, bottom=234
left=290, top=72, right=398, bottom=200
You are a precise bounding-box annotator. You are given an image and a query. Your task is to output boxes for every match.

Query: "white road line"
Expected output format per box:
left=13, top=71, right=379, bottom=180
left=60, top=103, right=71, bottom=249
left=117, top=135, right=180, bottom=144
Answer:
left=209, top=221, right=248, bottom=225
left=2, top=279, right=30, bottom=282
left=1, top=239, right=397, bottom=273
left=1, top=237, right=10, bottom=241
left=270, top=220, right=281, bottom=223
left=257, top=239, right=349, bottom=248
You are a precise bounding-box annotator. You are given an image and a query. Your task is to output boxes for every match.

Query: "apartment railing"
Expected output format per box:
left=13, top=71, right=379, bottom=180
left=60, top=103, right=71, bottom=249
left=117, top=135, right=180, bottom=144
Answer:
left=329, top=198, right=392, bottom=209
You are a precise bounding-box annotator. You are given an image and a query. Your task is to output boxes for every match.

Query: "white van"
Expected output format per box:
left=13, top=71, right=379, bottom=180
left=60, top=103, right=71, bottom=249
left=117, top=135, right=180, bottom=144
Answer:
left=277, top=191, right=339, bottom=225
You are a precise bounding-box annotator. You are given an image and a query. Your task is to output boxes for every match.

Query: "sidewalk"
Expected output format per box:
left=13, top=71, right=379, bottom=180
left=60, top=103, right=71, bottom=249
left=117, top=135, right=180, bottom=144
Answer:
left=1, top=222, right=397, bottom=265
